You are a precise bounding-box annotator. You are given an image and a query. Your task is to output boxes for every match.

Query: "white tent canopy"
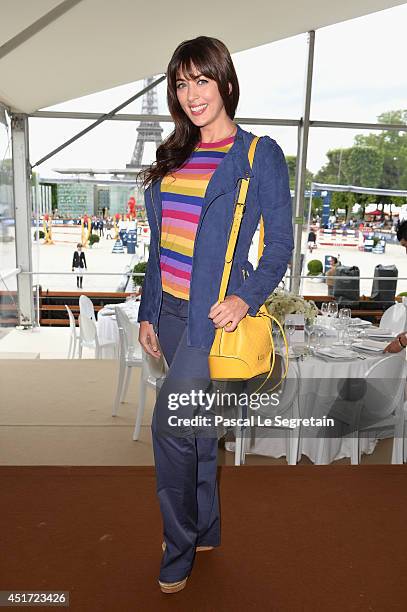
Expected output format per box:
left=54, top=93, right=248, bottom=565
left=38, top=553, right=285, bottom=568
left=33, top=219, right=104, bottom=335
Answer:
left=0, top=0, right=405, bottom=114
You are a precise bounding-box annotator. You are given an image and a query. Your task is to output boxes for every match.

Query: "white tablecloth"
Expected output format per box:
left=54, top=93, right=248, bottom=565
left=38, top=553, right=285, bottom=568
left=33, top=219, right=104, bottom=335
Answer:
left=97, top=301, right=140, bottom=358
left=225, top=328, right=406, bottom=464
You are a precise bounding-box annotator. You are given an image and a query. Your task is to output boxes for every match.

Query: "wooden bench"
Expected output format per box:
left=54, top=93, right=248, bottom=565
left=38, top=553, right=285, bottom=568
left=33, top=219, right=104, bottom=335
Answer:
left=38, top=290, right=140, bottom=326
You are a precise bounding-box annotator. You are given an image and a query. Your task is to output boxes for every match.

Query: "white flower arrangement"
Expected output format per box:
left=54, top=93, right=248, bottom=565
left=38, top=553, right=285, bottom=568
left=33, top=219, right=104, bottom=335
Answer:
left=265, top=289, right=318, bottom=324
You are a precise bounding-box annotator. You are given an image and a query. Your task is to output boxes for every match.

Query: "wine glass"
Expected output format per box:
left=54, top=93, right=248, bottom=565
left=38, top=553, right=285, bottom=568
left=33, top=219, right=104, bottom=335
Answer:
left=316, top=326, right=325, bottom=347
left=347, top=326, right=361, bottom=346
left=334, top=315, right=346, bottom=344
left=321, top=302, right=329, bottom=317
left=284, top=318, right=296, bottom=351
left=328, top=302, right=338, bottom=319
left=308, top=325, right=325, bottom=352
left=343, top=329, right=353, bottom=349
left=307, top=327, right=317, bottom=353
left=339, top=308, right=351, bottom=328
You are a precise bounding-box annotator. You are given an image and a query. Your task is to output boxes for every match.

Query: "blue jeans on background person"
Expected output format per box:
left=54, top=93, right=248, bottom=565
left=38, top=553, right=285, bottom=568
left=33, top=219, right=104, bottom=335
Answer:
left=152, top=291, right=220, bottom=583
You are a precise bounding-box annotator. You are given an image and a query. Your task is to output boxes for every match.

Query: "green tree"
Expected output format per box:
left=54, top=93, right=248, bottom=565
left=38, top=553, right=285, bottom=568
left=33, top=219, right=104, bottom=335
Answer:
left=354, top=110, right=407, bottom=190
left=346, top=147, right=383, bottom=187
left=315, top=147, right=383, bottom=188
left=285, top=155, right=314, bottom=191
left=315, top=147, right=383, bottom=219
left=314, top=148, right=350, bottom=185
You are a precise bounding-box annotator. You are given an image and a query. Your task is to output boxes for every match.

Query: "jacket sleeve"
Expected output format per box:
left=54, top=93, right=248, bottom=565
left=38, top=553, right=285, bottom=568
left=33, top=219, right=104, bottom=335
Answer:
left=233, top=137, right=294, bottom=316
left=137, top=240, right=158, bottom=324
left=72, top=253, right=76, bottom=268
left=82, top=253, right=87, bottom=268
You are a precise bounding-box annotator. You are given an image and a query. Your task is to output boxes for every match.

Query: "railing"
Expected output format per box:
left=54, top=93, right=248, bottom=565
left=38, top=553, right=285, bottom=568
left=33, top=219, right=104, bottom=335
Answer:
left=2, top=270, right=407, bottom=329
left=22, top=271, right=145, bottom=327
left=0, top=268, right=19, bottom=327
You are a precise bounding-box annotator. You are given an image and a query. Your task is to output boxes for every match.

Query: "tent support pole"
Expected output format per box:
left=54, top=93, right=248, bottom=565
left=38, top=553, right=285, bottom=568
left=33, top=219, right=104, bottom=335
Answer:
left=31, top=75, right=166, bottom=169
left=11, top=114, right=34, bottom=327
left=291, top=30, right=315, bottom=295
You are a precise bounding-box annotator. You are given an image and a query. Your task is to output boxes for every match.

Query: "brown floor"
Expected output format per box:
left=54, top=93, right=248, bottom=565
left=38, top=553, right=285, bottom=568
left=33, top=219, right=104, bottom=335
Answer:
left=1, top=465, right=406, bottom=612
left=0, top=360, right=396, bottom=466
left=1, top=359, right=405, bottom=610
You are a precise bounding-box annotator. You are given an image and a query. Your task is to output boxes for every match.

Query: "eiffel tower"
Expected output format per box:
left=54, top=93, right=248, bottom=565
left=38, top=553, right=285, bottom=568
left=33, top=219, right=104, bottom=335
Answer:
left=127, top=76, right=163, bottom=169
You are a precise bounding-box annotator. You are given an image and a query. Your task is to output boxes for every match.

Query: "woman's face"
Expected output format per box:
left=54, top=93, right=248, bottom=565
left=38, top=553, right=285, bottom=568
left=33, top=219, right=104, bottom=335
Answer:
left=175, top=64, right=229, bottom=129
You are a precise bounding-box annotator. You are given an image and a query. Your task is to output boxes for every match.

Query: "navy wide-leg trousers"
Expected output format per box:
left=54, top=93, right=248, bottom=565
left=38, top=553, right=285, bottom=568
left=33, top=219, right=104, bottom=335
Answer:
left=151, top=291, right=220, bottom=582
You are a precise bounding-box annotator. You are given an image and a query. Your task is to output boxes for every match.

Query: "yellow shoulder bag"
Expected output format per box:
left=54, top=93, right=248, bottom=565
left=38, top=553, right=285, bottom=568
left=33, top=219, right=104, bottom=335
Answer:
left=208, top=136, right=289, bottom=393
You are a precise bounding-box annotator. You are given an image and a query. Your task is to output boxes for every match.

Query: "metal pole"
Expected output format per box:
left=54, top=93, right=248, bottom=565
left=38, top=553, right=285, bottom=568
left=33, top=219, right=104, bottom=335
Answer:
left=30, top=111, right=407, bottom=133
left=31, top=74, right=166, bottom=169
left=301, top=182, right=315, bottom=295
left=33, top=171, right=41, bottom=327
left=0, top=0, right=84, bottom=61
left=11, top=114, right=34, bottom=327
left=291, top=30, right=315, bottom=295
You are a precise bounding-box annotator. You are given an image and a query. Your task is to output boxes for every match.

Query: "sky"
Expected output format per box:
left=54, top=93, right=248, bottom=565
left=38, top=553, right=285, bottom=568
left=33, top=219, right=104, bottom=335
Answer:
left=22, top=3, right=407, bottom=178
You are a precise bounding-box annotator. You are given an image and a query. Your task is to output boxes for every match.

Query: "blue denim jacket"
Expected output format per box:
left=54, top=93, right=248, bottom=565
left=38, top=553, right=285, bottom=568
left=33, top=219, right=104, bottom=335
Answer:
left=137, top=124, right=294, bottom=349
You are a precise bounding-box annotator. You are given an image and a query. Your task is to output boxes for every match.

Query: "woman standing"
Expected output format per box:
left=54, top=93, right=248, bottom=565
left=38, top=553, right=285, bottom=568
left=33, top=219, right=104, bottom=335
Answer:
left=71, top=243, right=87, bottom=289
left=137, top=36, right=293, bottom=593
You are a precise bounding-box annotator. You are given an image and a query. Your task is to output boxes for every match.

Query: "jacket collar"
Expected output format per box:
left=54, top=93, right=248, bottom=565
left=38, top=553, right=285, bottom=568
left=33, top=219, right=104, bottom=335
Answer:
left=150, top=124, right=256, bottom=224
left=204, top=123, right=255, bottom=204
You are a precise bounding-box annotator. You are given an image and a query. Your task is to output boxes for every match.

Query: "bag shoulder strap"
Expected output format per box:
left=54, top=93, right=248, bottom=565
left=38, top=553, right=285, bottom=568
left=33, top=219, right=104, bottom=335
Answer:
left=218, top=135, right=261, bottom=302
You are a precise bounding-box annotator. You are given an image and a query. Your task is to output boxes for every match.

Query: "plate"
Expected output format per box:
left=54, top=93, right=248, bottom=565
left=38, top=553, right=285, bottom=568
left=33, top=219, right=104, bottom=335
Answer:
left=314, top=347, right=358, bottom=360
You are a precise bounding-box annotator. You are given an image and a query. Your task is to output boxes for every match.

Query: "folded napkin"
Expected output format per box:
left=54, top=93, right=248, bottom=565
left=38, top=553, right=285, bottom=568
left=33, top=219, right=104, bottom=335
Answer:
left=366, top=328, right=393, bottom=338
left=352, top=339, right=388, bottom=352
left=349, top=318, right=372, bottom=327
left=314, top=347, right=357, bottom=360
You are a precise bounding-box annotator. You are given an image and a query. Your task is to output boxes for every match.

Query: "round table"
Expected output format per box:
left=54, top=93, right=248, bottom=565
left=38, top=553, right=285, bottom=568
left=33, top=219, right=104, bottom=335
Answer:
left=225, top=331, right=406, bottom=464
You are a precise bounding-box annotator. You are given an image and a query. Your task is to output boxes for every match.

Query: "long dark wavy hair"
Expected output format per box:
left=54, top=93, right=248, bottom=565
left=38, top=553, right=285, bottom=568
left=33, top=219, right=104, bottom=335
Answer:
left=138, top=36, right=240, bottom=188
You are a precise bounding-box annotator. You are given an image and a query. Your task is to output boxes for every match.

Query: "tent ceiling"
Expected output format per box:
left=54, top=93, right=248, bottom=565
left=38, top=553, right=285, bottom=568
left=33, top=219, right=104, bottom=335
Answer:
left=0, top=0, right=405, bottom=114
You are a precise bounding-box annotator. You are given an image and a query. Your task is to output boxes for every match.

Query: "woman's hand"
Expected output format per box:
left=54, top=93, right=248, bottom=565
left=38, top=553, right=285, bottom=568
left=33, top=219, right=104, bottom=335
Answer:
left=384, top=335, right=406, bottom=353
left=208, top=295, right=250, bottom=332
left=139, top=321, right=161, bottom=358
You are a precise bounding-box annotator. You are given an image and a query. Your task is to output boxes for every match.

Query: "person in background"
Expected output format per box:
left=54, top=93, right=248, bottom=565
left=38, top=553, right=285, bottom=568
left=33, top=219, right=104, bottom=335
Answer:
left=326, top=256, right=338, bottom=296
left=98, top=218, right=104, bottom=237
left=105, top=217, right=113, bottom=239
left=384, top=220, right=407, bottom=352
left=307, top=229, right=317, bottom=253
left=72, top=243, right=87, bottom=289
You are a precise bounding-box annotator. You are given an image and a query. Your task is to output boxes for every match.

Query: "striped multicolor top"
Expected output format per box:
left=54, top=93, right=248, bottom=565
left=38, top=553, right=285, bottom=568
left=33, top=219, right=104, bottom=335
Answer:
left=159, top=134, right=236, bottom=299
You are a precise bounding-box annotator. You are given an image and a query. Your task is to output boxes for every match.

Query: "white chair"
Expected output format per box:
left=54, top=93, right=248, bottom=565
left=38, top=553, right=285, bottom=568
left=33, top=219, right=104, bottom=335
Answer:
left=65, top=304, right=80, bottom=359
left=392, top=400, right=407, bottom=464
left=316, top=355, right=407, bottom=465
left=78, top=312, right=117, bottom=359
left=380, top=303, right=407, bottom=335
left=133, top=349, right=169, bottom=441
left=79, top=294, right=96, bottom=322
left=234, top=361, right=300, bottom=466
left=112, top=307, right=142, bottom=417
left=112, top=308, right=169, bottom=441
